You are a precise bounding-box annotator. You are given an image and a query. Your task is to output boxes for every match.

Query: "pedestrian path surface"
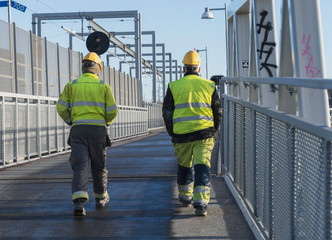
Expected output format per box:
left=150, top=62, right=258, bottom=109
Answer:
left=0, top=129, right=254, bottom=239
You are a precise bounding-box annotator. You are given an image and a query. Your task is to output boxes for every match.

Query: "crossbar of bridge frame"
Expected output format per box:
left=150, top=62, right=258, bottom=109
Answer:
left=110, top=47, right=169, bottom=98
left=32, top=11, right=143, bottom=106
left=156, top=60, right=179, bottom=80
left=69, top=30, right=169, bottom=98
left=32, top=10, right=139, bottom=39
left=68, top=31, right=143, bottom=72
left=106, top=31, right=159, bottom=102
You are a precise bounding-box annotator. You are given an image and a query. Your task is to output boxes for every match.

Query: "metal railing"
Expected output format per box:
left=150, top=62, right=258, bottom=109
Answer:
left=218, top=76, right=332, bottom=240
left=145, top=102, right=163, bottom=129
left=0, top=92, right=164, bottom=168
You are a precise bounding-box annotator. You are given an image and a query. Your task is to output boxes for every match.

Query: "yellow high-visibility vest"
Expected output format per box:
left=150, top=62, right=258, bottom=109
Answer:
left=169, top=75, right=215, bottom=134
left=56, top=73, right=118, bottom=126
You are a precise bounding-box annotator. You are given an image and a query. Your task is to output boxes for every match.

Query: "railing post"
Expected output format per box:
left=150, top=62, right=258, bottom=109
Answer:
left=325, top=140, right=332, bottom=240
left=289, top=125, right=295, bottom=239
left=14, top=97, right=18, bottom=162
left=27, top=97, right=30, bottom=159
left=1, top=97, right=4, bottom=166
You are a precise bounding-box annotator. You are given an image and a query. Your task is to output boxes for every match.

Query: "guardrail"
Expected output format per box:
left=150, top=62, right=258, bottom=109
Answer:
left=145, top=102, right=163, bottom=129
left=0, top=92, right=164, bottom=168
left=218, top=76, right=332, bottom=239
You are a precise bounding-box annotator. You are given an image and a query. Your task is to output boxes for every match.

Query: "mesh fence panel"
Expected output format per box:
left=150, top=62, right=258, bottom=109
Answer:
left=4, top=104, right=15, bottom=163
left=46, top=41, right=58, bottom=98
left=244, top=107, right=255, bottom=212
left=293, top=129, right=326, bottom=240
left=228, top=101, right=235, bottom=179
left=56, top=114, right=64, bottom=150
left=255, top=112, right=271, bottom=235
left=17, top=104, right=28, bottom=161
left=15, top=27, right=32, bottom=95
left=235, top=103, right=244, bottom=193
left=223, top=100, right=229, bottom=171
left=70, top=50, right=80, bottom=81
left=40, top=104, right=49, bottom=153
left=29, top=104, right=38, bottom=156
left=32, top=35, right=47, bottom=96
left=222, top=94, right=332, bottom=240
left=59, top=46, right=69, bottom=93
left=65, top=124, right=70, bottom=149
left=329, top=144, right=332, bottom=240
left=49, top=104, right=57, bottom=152
left=271, top=119, right=292, bottom=240
left=0, top=101, right=2, bottom=164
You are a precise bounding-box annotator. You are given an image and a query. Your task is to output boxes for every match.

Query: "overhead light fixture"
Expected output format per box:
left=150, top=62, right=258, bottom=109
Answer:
left=201, top=8, right=214, bottom=19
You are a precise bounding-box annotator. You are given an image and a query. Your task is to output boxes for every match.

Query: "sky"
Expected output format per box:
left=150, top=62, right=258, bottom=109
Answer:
left=0, top=0, right=332, bottom=102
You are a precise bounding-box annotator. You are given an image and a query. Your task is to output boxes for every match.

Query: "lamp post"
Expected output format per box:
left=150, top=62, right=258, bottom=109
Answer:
left=201, top=5, right=227, bottom=177
left=201, top=4, right=228, bottom=77
left=196, top=47, right=208, bottom=79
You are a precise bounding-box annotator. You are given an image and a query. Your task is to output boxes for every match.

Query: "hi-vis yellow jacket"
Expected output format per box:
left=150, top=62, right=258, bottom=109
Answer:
left=168, top=74, right=216, bottom=135
left=56, top=73, right=118, bottom=126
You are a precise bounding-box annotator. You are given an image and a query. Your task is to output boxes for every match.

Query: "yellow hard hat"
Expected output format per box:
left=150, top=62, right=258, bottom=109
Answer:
left=182, top=50, right=201, bottom=66
left=82, top=52, right=102, bottom=71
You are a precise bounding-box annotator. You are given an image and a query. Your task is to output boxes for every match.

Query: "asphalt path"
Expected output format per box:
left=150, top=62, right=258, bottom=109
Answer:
left=0, top=128, right=254, bottom=239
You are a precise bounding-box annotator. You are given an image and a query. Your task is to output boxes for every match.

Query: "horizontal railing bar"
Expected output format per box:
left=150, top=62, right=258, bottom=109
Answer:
left=222, top=76, right=332, bottom=90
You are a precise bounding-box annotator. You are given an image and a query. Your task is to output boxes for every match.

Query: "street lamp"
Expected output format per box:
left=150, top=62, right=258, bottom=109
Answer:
left=201, top=7, right=225, bottom=19
left=196, top=47, right=208, bottom=79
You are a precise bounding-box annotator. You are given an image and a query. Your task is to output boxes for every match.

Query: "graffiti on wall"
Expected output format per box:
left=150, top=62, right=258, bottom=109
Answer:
left=301, top=34, right=321, bottom=78
left=256, top=10, right=277, bottom=77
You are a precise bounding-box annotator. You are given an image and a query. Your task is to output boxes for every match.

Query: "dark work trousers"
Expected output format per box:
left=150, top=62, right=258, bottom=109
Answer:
left=69, top=135, right=108, bottom=201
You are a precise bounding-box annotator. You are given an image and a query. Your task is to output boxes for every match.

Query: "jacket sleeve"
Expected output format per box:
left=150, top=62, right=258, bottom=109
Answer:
left=105, top=84, right=118, bottom=125
left=211, top=89, right=223, bottom=130
left=56, top=84, right=72, bottom=125
left=162, top=86, right=175, bottom=136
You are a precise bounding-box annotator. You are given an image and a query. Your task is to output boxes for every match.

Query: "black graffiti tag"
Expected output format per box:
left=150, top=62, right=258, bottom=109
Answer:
left=256, top=10, right=277, bottom=77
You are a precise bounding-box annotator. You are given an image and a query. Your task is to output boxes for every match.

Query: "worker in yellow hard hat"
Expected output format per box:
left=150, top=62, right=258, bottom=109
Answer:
left=56, top=52, right=118, bottom=216
left=162, top=50, right=222, bottom=216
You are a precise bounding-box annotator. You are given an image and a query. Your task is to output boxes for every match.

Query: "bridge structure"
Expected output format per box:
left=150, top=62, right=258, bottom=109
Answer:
left=0, top=0, right=331, bottom=239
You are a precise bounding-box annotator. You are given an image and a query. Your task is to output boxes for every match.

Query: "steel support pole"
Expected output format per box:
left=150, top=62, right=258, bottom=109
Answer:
left=161, top=44, right=166, bottom=99
left=168, top=53, right=172, bottom=82
left=134, top=12, right=142, bottom=105
left=8, top=0, right=11, bottom=23
left=175, top=60, right=178, bottom=80
left=152, top=31, right=156, bottom=103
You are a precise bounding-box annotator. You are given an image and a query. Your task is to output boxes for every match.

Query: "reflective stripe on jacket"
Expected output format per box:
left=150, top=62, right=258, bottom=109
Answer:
left=169, top=75, right=215, bottom=135
left=56, top=73, right=118, bottom=126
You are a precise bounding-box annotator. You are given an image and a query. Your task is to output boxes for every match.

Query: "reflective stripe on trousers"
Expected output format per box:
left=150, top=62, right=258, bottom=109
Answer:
left=193, top=185, right=210, bottom=207
left=178, top=182, right=194, bottom=199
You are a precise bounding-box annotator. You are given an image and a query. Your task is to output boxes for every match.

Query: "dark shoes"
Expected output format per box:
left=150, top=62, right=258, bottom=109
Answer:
left=73, top=195, right=109, bottom=216
left=96, top=195, right=110, bottom=208
left=195, top=206, right=207, bottom=217
left=73, top=198, right=86, bottom=216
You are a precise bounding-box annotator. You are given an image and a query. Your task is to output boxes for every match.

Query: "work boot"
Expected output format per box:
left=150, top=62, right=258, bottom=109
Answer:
left=195, top=206, right=207, bottom=217
left=73, top=198, right=86, bottom=216
left=96, top=195, right=110, bottom=208
left=178, top=194, right=192, bottom=207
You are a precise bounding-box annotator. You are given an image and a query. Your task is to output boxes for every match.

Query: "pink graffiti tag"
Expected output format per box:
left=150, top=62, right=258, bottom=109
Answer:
left=301, top=34, right=321, bottom=78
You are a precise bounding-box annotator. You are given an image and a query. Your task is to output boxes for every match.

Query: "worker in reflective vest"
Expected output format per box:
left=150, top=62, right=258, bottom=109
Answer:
left=56, top=52, right=118, bottom=216
left=162, top=50, right=222, bottom=217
